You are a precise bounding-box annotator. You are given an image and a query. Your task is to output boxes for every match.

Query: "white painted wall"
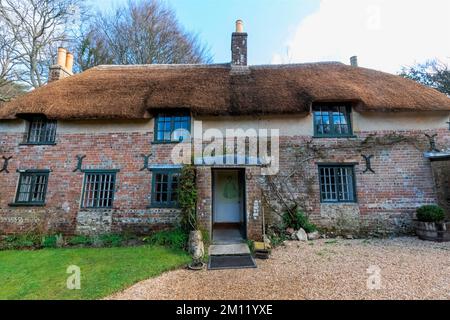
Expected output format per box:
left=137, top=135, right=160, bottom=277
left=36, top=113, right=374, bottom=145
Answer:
left=352, top=111, right=450, bottom=132
left=0, top=111, right=449, bottom=135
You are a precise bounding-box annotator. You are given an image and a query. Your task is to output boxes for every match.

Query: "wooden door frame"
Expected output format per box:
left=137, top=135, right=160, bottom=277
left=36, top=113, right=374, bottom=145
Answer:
left=211, top=168, right=247, bottom=240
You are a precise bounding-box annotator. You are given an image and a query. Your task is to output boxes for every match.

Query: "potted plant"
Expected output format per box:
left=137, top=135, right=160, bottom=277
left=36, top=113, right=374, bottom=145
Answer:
left=179, top=165, right=205, bottom=270
left=415, top=205, right=450, bottom=242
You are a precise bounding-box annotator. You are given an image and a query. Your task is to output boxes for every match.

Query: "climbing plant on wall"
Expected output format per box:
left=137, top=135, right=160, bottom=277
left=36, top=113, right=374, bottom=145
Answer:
left=257, top=132, right=430, bottom=225
left=178, top=165, right=199, bottom=232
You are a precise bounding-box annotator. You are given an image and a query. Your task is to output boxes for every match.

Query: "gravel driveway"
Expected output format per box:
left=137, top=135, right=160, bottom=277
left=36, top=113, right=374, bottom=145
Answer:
left=108, top=237, right=450, bottom=300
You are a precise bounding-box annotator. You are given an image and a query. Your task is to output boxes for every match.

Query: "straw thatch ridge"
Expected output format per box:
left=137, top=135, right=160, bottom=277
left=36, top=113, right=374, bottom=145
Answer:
left=0, top=62, right=449, bottom=120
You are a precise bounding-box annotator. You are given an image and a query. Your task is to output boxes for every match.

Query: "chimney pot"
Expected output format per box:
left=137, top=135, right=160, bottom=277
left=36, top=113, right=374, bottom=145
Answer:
left=65, top=52, right=74, bottom=74
left=236, top=20, right=244, bottom=33
left=49, top=47, right=73, bottom=82
left=350, top=56, right=358, bottom=67
left=57, top=47, right=67, bottom=67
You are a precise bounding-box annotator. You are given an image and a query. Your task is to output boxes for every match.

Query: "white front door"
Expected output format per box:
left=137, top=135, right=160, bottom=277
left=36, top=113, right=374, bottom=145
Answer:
left=213, top=170, right=242, bottom=223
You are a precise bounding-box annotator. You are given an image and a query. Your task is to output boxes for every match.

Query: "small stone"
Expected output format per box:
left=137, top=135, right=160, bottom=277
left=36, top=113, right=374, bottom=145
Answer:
left=286, top=228, right=295, bottom=235
left=307, top=231, right=320, bottom=241
left=295, top=228, right=308, bottom=241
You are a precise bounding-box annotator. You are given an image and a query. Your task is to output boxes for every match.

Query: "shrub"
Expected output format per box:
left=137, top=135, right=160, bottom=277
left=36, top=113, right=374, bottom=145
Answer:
left=68, top=235, right=93, bottom=246
left=282, top=209, right=317, bottom=233
left=98, top=234, right=124, bottom=247
left=267, top=225, right=288, bottom=247
left=144, top=228, right=188, bottom=250
left=3, top=234, right=41, bottom=249
left=41, top=234, right=64, bottom=248
left=417, top=205, right=445, bottom=222
left=41, top=235, right=57, bottom=248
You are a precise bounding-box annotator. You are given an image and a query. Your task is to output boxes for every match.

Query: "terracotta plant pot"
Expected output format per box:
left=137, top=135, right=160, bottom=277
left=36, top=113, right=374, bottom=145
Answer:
left=415, top=220, right=450, bottom=242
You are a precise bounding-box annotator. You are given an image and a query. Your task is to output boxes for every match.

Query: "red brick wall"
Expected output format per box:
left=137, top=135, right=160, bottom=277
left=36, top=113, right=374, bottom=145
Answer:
left=1, top=124, right=448, bottom=237
left=270, top=129, right=449, bottom=236
left=0, top=131, right=181, bottom=235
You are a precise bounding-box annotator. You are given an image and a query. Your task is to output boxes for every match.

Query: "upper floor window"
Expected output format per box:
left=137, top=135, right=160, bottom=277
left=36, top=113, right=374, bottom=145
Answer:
left=319, top=165, right=356, bottom=203
left=155, top=113, right=190, bottom=143
left=151, top=169, right=180, bottom=208
left=313, top=104, right=353, bottom=137
left=26, top=116, right=57, bottom=144
left=14, top=170, right=49, bottom=205
left=81, top=171, right=117, bottom=209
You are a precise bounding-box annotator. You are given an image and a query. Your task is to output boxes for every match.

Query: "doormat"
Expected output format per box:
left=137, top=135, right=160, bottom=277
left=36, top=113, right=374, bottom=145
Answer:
left=208, top=254, right=257, bottom=270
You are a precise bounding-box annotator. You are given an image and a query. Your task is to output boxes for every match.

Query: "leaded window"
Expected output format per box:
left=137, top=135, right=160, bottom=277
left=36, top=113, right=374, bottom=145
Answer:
left=151, top=170, right=180, bottom=207
left=319, top=165, right=356, bottom=203
left=81, top=171, right=116, bottom=208
left=155, top=113, right=190, bottom=143
left=27, top=116, right=57, bottom=144
left=15, top=171, right=49, bottom=205
left=313, top=104, right=353, bottom=137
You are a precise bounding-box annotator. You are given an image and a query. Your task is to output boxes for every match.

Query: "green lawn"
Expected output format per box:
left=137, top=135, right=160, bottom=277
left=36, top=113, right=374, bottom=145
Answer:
left=0, top=246, right=190, bottom=300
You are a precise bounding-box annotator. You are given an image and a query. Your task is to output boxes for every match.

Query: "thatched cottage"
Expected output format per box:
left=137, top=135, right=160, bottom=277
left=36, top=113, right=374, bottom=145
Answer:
left=1, top=21, right=449, bottom=240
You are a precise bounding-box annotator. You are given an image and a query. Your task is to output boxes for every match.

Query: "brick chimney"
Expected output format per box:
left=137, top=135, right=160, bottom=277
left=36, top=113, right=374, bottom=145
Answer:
left=49, top=47, right=73, bottom=82
left=231, top=20, right=247, bottom=66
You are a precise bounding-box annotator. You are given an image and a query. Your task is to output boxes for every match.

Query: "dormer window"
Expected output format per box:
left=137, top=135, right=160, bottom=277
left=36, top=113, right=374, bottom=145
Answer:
left=154, top=112, right=191, bottom=143
left=313, top=104, right=353, bottom=138
left=26, top=116, right=57, bottom=144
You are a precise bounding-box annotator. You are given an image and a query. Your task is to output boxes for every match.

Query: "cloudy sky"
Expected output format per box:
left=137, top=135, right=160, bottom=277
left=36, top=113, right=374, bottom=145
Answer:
left=93, top=0, right=450, bottom=74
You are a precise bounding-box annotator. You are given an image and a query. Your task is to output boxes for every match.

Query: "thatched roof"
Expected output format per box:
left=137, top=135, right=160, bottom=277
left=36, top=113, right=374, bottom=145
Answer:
left=1, top=62, right=449, bottom=120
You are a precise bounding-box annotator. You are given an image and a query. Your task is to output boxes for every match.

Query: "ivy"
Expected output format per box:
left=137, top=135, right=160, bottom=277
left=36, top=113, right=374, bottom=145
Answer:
left=178, top=165, right=199, bottom=231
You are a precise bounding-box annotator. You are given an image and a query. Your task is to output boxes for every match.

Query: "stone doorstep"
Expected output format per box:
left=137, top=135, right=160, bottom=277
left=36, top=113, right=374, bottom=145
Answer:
left=208, top=243, right=251, bottom=256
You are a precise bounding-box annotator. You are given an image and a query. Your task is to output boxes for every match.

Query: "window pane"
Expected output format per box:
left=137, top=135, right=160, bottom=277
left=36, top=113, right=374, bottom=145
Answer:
left=154, top=173, right=168, bottom=204
left=313, top=105, right=351, bottom=136
left=319, top=166, right=355, bottom=203
left=18, top=175, right=32, bottom=202
left=27, top=117, right=56, bottom=143
left=152, top=171, right=180, bottom=206
left=170, top=174, right=179, bottom=201
left=155, top=114, right=190, bottom=142
left=82, top=172, right=115, bottom=208
left=16, top=173, right=48, bottom=204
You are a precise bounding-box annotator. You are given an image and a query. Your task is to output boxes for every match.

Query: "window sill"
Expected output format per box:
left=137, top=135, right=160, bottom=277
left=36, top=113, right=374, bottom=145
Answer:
left=80, top=207, right=115, bottom=210
left=8, top=203, right=46, bottom=207
left=19, top=142, right=57, bottom=146
left=146, top=205, right=180, bottom=209
left=313, top=135, right=357, bottom=139
left=320, top=201, right=358, bottom=205
left=151, top=141, right=184, bottom=145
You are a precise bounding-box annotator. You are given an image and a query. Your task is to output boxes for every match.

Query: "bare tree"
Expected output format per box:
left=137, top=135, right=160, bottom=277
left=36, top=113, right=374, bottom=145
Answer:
left=74, top=25, right=113, bottom=72
left=0, top=0, right=85, bottom=88
left=0, top=18, right=20, bottom=101
left=75, top=0, right=211, bottom=70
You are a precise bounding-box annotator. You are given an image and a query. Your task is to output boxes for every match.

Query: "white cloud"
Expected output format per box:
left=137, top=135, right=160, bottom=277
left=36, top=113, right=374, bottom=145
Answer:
left=273, top=0, right=450, bottom=74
